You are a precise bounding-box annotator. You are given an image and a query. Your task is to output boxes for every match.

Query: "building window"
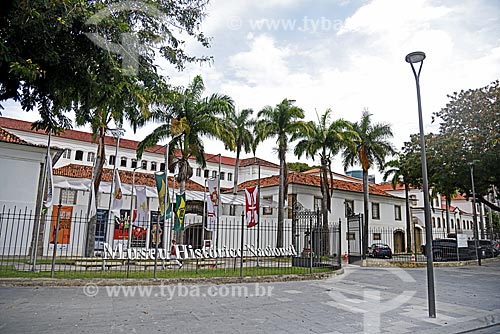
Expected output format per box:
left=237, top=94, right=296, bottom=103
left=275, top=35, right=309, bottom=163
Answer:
left=463, top=220, right=466, bottom=230
left=229, top=204, right=236, bottom=216
left=141, top=160, right=147, bottom=169
left=75, top=150, right=84, bottom=161
left=437, top=217, right=441, bottom=228
left=63, top=149, right=71, bottom=159
left=212, top=171, right=217, bottom=178
left=87, top=152, right=95, bottom=163
left=373, top=233, right=381, bottom=241
left=109, top=155, right=116, bottom=166
left=204, top=170, right=209, bottom=178
left=227, top=173, right=233, bottom=181
left=347, top=232, right=356, bottom=240
left=345, top=200, right=354, bottom=217
left=151, top=162, right=157, bottom=171
left=196, top=168, right=201, bottom=177
left=394, top=205, right=401, bottom=221
left=432, top=217, right=436, bottom=228
left=409, top=194, right=417, bottom=206
left=263, top=196, right=273, bottom=215
left=314, top=197, right=322, bottom=211
left=120, top=157, right=127, bottom=167
left=220, top=172, right=225, bottom=180
left=451, top=219, right=454, bottom=229
left=372, top=203, right=380, bottom=220
left=131, top=159, right=137, bottom=169
left=61, top=189, right=77, bottom=205
left=160, top=163, right=166, bottom=171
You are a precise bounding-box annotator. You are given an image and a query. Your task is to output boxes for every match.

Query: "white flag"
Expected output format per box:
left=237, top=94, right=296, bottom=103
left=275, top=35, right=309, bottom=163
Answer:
left=111, top=169, right=123, bottom=215
left=206, top=176, right=219, bottom=231
left=134, top=186, right=148, bottom=227
left=43, top=154, right=54, bottom=208
left=89, top=183, right=97, bottom=218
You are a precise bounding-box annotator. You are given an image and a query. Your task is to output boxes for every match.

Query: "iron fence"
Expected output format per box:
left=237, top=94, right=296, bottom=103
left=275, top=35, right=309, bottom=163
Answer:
left=0, top=206, right=341, bottom=278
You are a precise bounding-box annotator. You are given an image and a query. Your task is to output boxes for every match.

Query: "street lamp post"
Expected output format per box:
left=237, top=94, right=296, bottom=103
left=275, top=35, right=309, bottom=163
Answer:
left=406, top=51, right=436, bottom=318
left=469, top=161, right=481, bottom=266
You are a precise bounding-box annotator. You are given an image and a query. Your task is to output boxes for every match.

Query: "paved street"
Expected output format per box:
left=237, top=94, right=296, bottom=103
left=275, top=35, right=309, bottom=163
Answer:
left=0, top=261, right=499, bottom=334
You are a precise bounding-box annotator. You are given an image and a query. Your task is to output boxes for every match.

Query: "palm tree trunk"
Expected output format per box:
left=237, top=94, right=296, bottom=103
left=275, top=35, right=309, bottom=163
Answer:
left=233, top=146, right=241, bottom=194
left=277, top=151, right=285, bottom=248
left=362, top=169, right=369, bottom=259
left=404, top=184, right=411, bottom=253
left=85, top=131, right=106, bottom=257
left=320, top=161, right=330, bottom=256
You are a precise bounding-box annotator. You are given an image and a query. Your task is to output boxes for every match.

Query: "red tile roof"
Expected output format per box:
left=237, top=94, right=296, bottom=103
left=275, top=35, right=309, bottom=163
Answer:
left=54, top=164, right=205, bottom=191
left=235, top=172, right=391, bottom=196
left=239, top=157, right=280, bottom=169
left=0, top=127, right=32, bottom=145
left=376, top=183, right=407, bottom=191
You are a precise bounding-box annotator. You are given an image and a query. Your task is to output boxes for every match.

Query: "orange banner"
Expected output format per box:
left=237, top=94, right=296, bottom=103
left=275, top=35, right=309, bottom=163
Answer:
left=50, top=206, right=73, bottom=244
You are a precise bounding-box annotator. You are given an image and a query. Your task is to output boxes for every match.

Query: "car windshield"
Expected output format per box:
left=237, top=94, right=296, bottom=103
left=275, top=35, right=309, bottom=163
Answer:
left=373, top=244, right=389, bottom=248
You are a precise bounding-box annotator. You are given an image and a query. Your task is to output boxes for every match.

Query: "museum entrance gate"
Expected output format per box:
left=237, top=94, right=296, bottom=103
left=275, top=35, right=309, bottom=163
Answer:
left=347, top=214, right=363, bottom=264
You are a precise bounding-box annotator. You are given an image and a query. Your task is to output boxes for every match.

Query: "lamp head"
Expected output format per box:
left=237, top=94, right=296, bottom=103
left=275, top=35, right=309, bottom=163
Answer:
left=405, top=51, right=426, bottom=64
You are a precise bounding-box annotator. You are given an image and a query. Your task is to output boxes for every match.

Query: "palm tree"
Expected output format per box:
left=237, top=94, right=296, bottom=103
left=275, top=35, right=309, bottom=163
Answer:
left=383, top=154, right=412, bottom=252
left=226, top=108, right=255, bottom=194
left=294, top=109, right=357, bottom=254
left=255, top=99, right=307, bottom=248
left=137, top=75, right=235, bottom=239
left=342, top=110, right=395, bottom=257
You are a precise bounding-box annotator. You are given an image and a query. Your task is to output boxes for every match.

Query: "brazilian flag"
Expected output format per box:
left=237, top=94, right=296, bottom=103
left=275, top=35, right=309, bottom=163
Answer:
left=174, top=193, right=186, bottom=231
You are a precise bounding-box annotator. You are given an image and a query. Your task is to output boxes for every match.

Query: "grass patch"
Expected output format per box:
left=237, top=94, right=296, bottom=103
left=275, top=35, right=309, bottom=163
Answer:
left=0, top=265, right=332, bottom=279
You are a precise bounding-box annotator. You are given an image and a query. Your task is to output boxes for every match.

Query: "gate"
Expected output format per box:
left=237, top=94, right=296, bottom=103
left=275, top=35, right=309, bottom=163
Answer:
left=347, top=214, right=363, bottom=264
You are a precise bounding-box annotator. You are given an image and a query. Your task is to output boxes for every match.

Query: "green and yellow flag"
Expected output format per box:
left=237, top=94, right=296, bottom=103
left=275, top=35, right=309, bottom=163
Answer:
left=155, top=172, right=171, bottom=222
left=174, top=193, right=186, bottom=231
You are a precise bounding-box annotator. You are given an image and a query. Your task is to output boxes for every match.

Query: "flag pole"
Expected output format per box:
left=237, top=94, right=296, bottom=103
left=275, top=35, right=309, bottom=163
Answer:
left=32, top=130, right=51, bottom=272
left=216, top=153, right=221, bottom=249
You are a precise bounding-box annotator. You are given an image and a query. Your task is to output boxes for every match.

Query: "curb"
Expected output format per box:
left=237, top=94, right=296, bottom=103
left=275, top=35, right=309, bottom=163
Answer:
left=363, top=256, right=500, bottom=268
left=0, top=267, right=344, bottom=287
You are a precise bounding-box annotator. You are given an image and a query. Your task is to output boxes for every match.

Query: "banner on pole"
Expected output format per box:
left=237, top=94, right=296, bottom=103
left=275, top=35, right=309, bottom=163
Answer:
left=245, top=186, right=259, bottom=228
left=174, top=193, right=186, bottom=231
left=206, top=177, right=219, bottom=231
left=134, top=185, right=148, bottom=227
left=44, top=155, right=54, bottom=208
left=155, top=172, right=171, bottom=222
left=111, top=169, right=123, bottom=215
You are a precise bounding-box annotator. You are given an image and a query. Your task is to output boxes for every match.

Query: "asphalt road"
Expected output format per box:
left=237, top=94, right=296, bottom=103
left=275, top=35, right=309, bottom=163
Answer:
left=1, top=261, right=499, bottom=334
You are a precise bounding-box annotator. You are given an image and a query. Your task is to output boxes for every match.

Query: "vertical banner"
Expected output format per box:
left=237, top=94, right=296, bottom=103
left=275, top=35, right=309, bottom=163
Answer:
left=43, top=155, right=54, bottom=208
left=245, top=186, right=259, bottom=228
left=206, top=177, right=219, bottom=231
left=150, top=211, right=163, bottom=248
left=174, top=193, right=186, bottom=231
left=155, top=172, right=171, bottom=221
left=134, top=185, right=148, bottom=227
left=50, top=206, right=73, bottom=246
left=111, top=169, right=123, bottom=215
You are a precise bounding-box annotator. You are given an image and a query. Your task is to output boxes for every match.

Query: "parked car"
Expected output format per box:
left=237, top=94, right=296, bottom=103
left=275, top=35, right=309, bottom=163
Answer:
left=491, top=240, right=500, bottom=256
left=468, top=240, right=496, bottom=259
left=421, top=239, right=476, bottom=262
left=368, top=243, right=392, bottom=259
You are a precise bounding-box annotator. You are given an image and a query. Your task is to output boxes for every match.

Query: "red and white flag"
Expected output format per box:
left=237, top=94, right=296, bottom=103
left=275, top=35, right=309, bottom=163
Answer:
left=245, top=186, right=259, bottom=228
left=206, top=176, right=219, bottom=231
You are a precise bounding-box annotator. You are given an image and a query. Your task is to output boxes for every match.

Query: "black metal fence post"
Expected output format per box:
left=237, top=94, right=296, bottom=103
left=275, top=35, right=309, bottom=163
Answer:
left=50, top=199, right=63, bottom=278
left=240, top=212, right=244, bottom=278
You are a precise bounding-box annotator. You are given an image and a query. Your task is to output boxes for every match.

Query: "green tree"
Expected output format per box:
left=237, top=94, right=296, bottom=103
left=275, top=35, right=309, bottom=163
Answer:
left=294, top=109, right=357, bottom=254
left=255, top=99, right=307, bottom=248
left=226, top=108, right=255, bottom=194
left=287, top=162, right=318, bottom=172
left=137, top=75, right=235, bottom=240
left=342, top=110, right=395, bottom=256
left=432, top=80, right=500, bottom=211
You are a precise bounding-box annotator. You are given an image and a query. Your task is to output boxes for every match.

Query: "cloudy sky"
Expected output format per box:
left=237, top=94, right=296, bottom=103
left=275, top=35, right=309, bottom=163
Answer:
left=3, top=0, right=500, bottom=181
